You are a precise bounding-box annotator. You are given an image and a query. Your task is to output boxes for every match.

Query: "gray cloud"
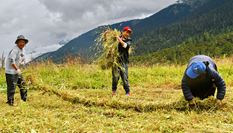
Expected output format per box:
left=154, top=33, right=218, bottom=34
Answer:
left=0, top=0, right=177, bottom=57
left=25, top=44, right=63, bottom=62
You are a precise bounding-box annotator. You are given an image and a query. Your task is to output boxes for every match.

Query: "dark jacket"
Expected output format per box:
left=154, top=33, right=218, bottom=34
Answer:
left=118, top=37, right=132, bottom=64
left=181, top=55, right=226, bottom=101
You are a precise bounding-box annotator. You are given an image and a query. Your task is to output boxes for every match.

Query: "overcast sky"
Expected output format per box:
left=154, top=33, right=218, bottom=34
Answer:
left=1, top=0, right=177, bottom=60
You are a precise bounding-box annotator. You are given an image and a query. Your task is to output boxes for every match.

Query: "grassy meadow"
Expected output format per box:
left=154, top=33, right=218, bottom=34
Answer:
left=0, top=56, right=233, bottom=132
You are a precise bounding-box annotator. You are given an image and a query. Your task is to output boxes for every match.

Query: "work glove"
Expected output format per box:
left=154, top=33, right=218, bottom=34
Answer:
left=16, top=69, right=22, bottom=75
left=19, top=61, right=25, bottom=66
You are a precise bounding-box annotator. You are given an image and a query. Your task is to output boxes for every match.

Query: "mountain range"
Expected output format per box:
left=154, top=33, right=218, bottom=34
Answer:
left=34, top=0, right=233, bottom=64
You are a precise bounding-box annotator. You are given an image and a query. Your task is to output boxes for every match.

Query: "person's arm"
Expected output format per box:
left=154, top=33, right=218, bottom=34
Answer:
left=211, top=70, right=226, bottom=100
left=12, top=64, right=19, bottom=70
left=9, top=49, right=17, bottom=70
left=104, top=30, right=110, bottom=42
left=115, top=35, right=131, bottom=48
left=9, top=49, right=21, bottom=74
left=115, top=35, right=126, bottom=47
left=22, top=52, right=26, bottom=64
left=12, top=63, right=21, bottom=74
left=181, top=75, right=194, bottom=101
left=20, top=52, right=26, bottom=66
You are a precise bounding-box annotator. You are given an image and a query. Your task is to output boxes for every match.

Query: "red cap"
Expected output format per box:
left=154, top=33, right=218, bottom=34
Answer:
left=122, top=26, right=133, bottom=34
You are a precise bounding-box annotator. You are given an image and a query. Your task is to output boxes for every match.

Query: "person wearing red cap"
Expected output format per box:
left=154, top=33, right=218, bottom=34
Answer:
left=104, top=26, right=133, bottom=95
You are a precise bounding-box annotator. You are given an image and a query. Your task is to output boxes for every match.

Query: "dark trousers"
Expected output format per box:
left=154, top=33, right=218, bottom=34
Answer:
left=191, top=83, right=216, bottom=100
left=6, top=74, right=27, bottom=104
left=112, top=63, right=130, bottom=93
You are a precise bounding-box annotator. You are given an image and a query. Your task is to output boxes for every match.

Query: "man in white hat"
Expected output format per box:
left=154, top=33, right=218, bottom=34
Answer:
left=5, top=35, right=28, bottom=106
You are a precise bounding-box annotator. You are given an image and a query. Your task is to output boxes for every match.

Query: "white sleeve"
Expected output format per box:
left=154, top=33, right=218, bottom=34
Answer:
left=8, top=49, right=17, bottom=64
left=123, top=43, right=127, bottom=48
left=22, top=50, right=26, bottom=61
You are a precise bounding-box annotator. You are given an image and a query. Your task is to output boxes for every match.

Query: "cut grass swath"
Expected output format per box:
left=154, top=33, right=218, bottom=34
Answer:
left=25, top=73, right=228, bottom=113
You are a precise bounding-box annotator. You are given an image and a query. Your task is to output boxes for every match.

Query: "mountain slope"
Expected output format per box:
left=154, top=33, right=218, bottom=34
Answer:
left=36, top=0, right=231, bottom=63
left=132, top=0, right=233, bottom=56
left=42, top=1, right=199, bottom=63
left=51, top=20, right=139, bottom=62
left=130, top=3, right=192, bottom=39
left=131, top=31, right=233, bottom=65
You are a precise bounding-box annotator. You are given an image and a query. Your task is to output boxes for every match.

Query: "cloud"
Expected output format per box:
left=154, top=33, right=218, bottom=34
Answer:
left=38, top=0, right=177, bottom=25
left=25, top=44, right=63, bottom=62
left=0, top=0, right=177, bottom=58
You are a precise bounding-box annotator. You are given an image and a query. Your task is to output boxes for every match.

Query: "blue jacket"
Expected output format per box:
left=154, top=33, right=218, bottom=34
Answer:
left=181, top=55, right=226, bottom=101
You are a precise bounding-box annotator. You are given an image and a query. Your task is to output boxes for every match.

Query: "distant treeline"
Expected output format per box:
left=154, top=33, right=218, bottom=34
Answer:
left=131, top=32, right=233, bottom=65
left=132, top=0, right=233, bottom=57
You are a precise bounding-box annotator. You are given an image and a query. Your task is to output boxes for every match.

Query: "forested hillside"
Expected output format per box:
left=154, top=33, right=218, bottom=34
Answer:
left=132, top=0, right=233, bottom=56
left=131, top=32, right=233, bottom=65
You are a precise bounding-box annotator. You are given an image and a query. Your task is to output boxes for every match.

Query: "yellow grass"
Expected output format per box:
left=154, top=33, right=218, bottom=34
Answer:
left=0, top=56, right=232, bottom=132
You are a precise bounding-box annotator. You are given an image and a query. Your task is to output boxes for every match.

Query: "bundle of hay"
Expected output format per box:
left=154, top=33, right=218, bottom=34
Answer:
left=172, top=96, right=223, bottom=111
left=94, top=28, right=122, bottom=70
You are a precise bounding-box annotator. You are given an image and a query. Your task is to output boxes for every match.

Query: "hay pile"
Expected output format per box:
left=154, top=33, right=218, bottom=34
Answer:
left=172, top=96, right=223, bottom=111
left=94, top=28, right=122, bottom=70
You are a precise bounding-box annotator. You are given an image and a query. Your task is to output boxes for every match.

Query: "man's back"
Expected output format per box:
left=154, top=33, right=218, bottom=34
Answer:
left=187, top=55, right=217, bottom=71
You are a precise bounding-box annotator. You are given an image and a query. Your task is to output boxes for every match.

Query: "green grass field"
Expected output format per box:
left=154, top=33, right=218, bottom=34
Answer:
left=0, top=57, right=233, bottom=132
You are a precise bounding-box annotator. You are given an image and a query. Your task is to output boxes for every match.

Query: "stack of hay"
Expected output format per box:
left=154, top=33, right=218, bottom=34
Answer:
left=95, top=28, right=121, bottom=70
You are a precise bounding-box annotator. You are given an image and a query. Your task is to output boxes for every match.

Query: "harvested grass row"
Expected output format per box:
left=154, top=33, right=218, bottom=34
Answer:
left=26, top=74, right=228, bottom=113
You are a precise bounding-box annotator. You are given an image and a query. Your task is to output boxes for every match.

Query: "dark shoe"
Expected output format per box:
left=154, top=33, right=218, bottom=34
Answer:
left=6, top=101, right=13, bottom=106
left=22, top=98, right=28, bottom=102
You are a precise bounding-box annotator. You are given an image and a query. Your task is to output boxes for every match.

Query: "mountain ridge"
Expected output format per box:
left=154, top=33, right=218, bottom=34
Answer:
left=34, top=0, right=232, bottom=64
left=35, top=0, right=200, bottom=63
left=132, top=0, right=232, bottom=56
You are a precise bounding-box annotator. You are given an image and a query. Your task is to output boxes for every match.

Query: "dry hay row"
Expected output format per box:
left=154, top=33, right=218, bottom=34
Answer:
left=25, top=75, right=231, bottom=113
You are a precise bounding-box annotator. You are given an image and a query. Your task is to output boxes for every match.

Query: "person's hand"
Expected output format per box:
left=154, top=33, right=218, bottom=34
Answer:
left=20, top=61, right=25, bottom=66
left=16, top=69, right=22, bottom=75
left=104, top=30, right=110, bottom=42
left=189, top=100, right=195, bottom=106
left=104, top=30, right=110, bottom=36
left=115, top=35, right=120, bottom=40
